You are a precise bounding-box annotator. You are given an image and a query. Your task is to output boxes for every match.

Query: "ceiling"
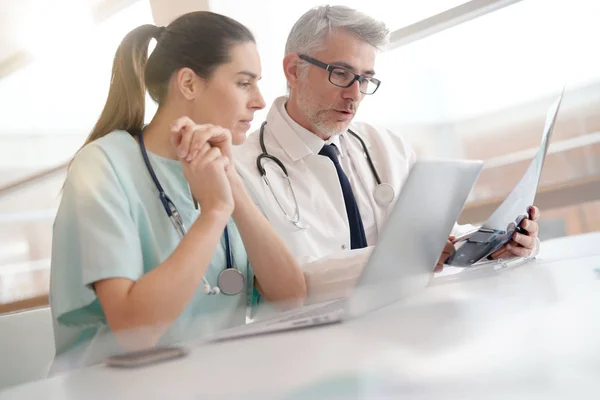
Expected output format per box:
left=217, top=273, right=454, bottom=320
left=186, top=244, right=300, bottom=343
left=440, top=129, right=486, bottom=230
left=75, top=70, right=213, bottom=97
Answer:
left=0, top=0, right=471, bottom=79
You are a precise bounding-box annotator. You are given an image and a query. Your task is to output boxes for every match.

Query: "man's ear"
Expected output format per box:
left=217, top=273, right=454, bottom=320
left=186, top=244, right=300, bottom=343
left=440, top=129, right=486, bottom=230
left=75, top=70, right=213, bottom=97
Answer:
left=175, top=67, right=203, bottom=100
left=283, top=53, right=303, bottom=90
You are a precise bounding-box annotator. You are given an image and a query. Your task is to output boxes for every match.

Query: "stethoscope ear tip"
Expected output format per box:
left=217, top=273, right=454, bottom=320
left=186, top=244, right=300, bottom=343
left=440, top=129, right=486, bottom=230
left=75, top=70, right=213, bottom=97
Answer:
left=293, top=221, right=309, bottom=229
left=202, top=284, right=211, bottom=294
left=203, top=284, right=221, bottom=295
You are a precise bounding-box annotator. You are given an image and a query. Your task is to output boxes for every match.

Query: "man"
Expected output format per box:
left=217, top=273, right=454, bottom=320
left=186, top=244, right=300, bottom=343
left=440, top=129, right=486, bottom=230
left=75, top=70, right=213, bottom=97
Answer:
left=234, top=5, right=540, bottom=272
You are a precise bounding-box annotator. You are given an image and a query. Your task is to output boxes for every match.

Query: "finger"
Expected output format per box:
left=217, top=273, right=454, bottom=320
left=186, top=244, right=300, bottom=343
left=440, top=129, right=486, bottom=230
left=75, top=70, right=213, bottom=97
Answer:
left=434, top=263, right=443, bottom=273
left=176, top=123, right=197, bottom=159
left=506, top=242, right=531, bottom=257
left=443, top=241, right=456, bottom=257
left=171, top=117, right=198, bottom=158
left=204, top=147, right=223, bottom=164
left=221, top=156, right=230, bottom=168
left=206, top=126, right=232, bottom=145
left=528, top=205, right=540, bottom=221
left=513, top=231, right=535, bottom=249
left=209, top=156, right=231, bottom=175
left=173, top=121, right=215, bottom=159
left=170, top=129, right=183, bottom=151
left=439, top=246, right=454, bottom=265
left=490, top=247, right=509, bottom=260
left=208, top=129, right=233, bottom=159
left=170, top=116, right=196, bottom=134
left=188, top=143, right=211, bottom=162
left=185, top=126, right=225, bottom=162
left=447, top=241, right=456, bottom=253
left=184, top=124, right=228, bottom=142
left=189, top=147, right=222, bottom=168
left=186, top=129, right=215, bottom=161
left=439, top=255, right=451, bottom=267
left=520, top=218, right=539, bottom=236
left=448, top=235, right=455, bottom=242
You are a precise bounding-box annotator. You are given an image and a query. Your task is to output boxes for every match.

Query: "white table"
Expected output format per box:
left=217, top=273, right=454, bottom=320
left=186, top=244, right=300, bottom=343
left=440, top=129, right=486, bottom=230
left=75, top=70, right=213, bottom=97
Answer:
left=2, top=233, right=600, bottom=399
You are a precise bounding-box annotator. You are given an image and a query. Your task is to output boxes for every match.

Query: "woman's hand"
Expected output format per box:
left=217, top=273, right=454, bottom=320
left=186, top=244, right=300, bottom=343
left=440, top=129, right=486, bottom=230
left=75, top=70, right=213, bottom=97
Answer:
left=170, top=117, right=234, bottom=215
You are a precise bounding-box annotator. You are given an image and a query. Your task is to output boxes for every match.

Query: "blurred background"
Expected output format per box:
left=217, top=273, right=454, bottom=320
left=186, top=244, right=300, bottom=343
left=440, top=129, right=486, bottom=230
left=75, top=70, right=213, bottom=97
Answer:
left=1, top=0, right=599, bottom=314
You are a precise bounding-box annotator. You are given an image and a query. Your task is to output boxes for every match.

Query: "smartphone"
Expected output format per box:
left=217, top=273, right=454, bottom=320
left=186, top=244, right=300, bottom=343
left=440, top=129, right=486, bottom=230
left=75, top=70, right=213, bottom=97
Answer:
left=104, top=345, right=189, bottom=368
left=514, top=214, right=528, bottom=235
left=452, top=212, right=529, bottom=245
left=451, top=229, right=480, bottom=244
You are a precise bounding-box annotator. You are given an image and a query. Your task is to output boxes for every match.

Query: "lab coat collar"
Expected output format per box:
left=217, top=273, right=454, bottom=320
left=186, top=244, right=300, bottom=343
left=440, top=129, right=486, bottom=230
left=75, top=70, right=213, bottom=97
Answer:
left=267, top=96, right=343, bottom=162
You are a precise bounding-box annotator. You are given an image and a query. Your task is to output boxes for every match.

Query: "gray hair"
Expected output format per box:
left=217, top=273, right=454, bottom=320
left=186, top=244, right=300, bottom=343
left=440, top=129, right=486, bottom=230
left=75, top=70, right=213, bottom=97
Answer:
left=285, top=5, right=390, bottom=57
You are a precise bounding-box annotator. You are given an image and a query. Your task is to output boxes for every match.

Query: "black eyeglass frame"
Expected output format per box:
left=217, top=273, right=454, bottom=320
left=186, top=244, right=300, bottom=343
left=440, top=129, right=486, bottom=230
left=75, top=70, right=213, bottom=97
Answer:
left=299, top=54, right=381, bottom=95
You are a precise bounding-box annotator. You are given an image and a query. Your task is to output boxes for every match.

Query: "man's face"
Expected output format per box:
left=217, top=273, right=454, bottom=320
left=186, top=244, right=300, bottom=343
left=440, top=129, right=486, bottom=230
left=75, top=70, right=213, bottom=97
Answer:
left=294, top=29, right=377, bottom=139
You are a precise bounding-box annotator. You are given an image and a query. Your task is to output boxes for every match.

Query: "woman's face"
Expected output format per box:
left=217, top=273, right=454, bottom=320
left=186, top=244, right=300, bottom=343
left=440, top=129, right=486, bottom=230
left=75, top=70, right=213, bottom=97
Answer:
left=192, top=42, right=266, bottom=145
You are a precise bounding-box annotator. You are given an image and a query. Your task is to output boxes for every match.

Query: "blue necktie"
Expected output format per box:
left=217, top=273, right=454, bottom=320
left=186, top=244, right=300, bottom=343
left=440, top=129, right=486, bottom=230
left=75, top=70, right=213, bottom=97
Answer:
left=319, top=144, right=367, bottom=249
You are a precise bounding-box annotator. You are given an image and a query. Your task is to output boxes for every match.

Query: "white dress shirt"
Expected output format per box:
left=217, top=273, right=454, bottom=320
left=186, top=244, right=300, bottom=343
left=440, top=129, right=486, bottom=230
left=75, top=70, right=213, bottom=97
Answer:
left=278, top=101, right=379, bottom=246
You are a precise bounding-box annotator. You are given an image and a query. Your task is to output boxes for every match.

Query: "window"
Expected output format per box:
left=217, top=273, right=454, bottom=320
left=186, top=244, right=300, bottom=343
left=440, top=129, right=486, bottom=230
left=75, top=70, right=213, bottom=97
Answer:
left=359, top=0, right=600, bottom=131
left=0, top=0, right=155, bottom=176
left=213, top=0, right=600, bottom=235
left=0, top=0, right=154, bottom=313
left=210, top=0, right=476, bottom=132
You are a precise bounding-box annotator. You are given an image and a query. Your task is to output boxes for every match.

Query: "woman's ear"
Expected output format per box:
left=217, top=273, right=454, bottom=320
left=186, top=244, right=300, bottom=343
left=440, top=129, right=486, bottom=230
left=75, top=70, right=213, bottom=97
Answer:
left=175, top=68, right=203, bottom=100
left=283, top=53, right=302, bottom=90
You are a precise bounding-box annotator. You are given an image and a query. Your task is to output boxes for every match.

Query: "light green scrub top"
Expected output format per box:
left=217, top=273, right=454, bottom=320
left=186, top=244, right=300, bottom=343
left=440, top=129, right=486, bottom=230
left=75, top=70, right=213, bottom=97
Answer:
left=49, top=130, right=257, bottom=371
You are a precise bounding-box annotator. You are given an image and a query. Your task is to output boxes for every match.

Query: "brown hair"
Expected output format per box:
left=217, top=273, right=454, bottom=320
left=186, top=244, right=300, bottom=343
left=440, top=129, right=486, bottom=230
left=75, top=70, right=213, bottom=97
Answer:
left=79, top=11, right=254, bottom=149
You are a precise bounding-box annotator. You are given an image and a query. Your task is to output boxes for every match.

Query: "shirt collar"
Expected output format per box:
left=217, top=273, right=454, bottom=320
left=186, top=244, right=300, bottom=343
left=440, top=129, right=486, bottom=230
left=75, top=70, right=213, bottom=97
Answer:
left=277, top=98, right=343, bottom=156
left=278, top=99, right=327, bottom=156
left=329, top=134, right=342, bottom=150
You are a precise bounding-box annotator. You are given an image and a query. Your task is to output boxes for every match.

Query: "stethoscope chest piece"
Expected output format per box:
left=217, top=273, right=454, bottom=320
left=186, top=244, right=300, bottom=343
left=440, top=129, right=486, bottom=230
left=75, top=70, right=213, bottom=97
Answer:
left=217, top=268, right=245, bottom=296
left=373, top=183, right=395, bottom=206
left=137, top=128, right=243, bottom=297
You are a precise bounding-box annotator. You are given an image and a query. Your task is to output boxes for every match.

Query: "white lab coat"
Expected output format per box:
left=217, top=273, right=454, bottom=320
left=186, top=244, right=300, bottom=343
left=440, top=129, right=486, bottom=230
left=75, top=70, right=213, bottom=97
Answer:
left=234, top=96, right=537, bottom=305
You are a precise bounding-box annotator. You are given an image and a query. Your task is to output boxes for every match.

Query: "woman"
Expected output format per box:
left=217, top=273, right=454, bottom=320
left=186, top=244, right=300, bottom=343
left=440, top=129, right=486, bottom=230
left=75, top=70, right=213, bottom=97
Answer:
left=50, top=11, right=306, bottom=370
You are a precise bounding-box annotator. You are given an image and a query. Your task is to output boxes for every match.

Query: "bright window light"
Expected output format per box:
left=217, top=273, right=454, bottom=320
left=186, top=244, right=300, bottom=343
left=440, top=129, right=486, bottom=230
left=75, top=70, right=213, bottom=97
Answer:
left=14, top=0, right=94, bottom=61
left=0, top=0, right=154, bottom=138
left=358, top=0, right=600, bottom=128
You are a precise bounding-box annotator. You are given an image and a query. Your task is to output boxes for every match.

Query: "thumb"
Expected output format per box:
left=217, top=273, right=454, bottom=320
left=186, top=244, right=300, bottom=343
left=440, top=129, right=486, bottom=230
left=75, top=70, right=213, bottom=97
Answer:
left=170, top=128, right=182, bottom=148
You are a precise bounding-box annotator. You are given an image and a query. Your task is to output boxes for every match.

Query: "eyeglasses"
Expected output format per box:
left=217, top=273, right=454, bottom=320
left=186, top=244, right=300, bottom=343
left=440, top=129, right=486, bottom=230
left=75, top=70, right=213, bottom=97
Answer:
left=299, top=54, right=381, bottom=95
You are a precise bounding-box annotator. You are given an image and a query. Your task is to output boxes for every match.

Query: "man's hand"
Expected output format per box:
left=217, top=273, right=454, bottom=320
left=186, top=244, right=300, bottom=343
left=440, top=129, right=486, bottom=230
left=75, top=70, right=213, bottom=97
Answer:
left=435, top=236, right=456, bottom=272
left=491, top=206, right=540, bottom=259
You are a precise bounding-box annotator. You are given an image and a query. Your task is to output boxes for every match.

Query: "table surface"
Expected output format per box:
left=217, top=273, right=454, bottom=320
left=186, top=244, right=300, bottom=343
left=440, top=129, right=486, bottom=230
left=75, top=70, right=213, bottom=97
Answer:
left=2, top=232, right=600, bottom=399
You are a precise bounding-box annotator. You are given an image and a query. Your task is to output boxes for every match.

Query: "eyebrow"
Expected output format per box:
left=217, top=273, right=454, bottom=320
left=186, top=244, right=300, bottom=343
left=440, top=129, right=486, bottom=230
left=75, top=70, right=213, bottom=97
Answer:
left=237, top=71, right=261, bottom=80
left=330, top=61, right=375, bottom=76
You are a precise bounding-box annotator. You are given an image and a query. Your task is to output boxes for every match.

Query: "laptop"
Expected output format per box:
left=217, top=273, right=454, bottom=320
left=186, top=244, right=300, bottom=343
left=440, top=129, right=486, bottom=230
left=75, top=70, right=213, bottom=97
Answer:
left=447, top=89, right=565, bottom=267
left=212, top=159, right=483, bottom=341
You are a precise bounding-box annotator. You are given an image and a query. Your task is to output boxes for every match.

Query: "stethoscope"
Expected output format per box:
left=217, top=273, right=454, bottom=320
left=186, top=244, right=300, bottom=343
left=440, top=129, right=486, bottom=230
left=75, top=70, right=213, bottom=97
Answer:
left=138, top=129, right=244, bottom=296
left=256, top=121, right=396, bottom=228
